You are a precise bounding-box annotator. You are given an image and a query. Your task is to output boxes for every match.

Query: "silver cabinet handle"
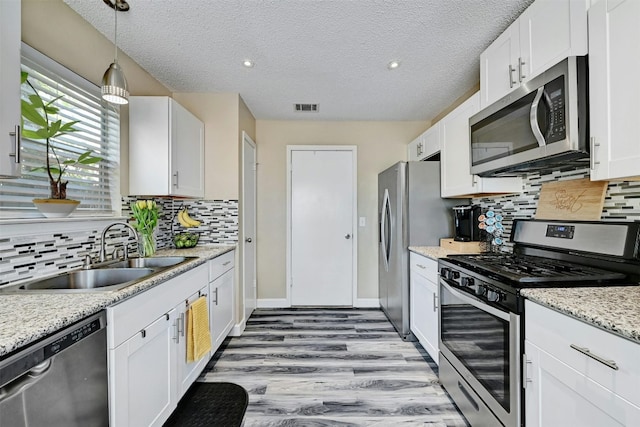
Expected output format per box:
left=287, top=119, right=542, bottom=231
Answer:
left=570, top=344, right=618, bottom=370
left=522, top=354, right=532, bottom=388
left=345, top=234, right=351, bottom=240
left=509, top=64, right=517, bottom=88
left=213, top=287, right=219, bottom=305
left=416, top=264, right=426, bottom=269
left=518, top=57, right=526, bottom=82
left=223, top=261, right=231, bottom=266
left=417, top=141, right=423, bottom=156
left=245, top=237, right=252, bottom=243
left=432, top=293, right=438, bottom=311
left=9, top=125, right=20, bottom=164
left=590, top=137, right=600, bottom=171
left=140, top=329, right=146, bottom=338
left=173, top=170, right=179, bottom=187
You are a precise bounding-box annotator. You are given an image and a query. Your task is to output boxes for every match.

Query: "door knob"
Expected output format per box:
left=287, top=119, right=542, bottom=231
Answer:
left=245, top=237, right=252, bottom=243
left=345, top=234, right=351, bottom=240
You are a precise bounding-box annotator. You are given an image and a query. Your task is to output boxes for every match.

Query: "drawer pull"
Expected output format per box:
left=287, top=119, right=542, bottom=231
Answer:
left=222, top=261, right=231, bottom=266
left=416, top=264, right=426, bottom=269
left=570, top=344, right=619, bottom=371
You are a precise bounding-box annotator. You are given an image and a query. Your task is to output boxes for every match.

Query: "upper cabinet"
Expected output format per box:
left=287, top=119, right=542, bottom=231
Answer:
left=440, top=92, right=522, bottom=198
left=0, top=0, right=21, bottom=178
left=408, top=125, right=439, bottom=162
left=480, top=0, right=588, bottom=108
left=589, top=0, right=640, bottom=181
left=129, top=96, right=204, bottom=198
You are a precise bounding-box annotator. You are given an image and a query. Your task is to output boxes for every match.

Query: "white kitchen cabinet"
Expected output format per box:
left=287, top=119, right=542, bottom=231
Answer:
left=209, top=250, right=235, bottom=352
left=176, top=285, right=210, bottom=397
left=480, top=0, right=588, bottom=108
left=129, top=96, right=204, bottom=198
left=107, top=264, right=209, bottom=427
left=409, top=252, right=439, bottom=364
left=0, top=0, right=21, bottom=178
left=589, top=0, right=640, bottom=181
left=408, top=125, right=440, bottom=162
left=440, top=92, right=522, bottom=198
left=524, top=300, right=640, bottom=426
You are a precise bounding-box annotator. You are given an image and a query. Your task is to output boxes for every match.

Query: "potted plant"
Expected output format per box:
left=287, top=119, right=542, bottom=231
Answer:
left=21, top=71, right=101, bottom=217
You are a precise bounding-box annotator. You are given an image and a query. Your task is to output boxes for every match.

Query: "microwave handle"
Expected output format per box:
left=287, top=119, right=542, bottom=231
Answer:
left=530, top=87, right=546, bottom=147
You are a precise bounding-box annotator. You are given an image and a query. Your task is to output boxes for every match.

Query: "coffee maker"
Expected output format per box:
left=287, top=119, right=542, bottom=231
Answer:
left=452, top=205, right=482, bottom=241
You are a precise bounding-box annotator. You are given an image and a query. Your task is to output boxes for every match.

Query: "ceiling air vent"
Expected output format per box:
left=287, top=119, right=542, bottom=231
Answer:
left=294, top=103, right=319, bottom=112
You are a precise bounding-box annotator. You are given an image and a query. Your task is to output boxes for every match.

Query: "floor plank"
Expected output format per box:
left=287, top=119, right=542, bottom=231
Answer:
left=200, top=308, right=468, bottom=426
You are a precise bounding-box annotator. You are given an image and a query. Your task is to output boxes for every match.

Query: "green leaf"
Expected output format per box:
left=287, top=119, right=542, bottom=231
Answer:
left=77, top=151, right=92, bottom=162
left=21, top=71, right=28, bottom=84
left=46, top=95, right=64, bottom=106
left=44, top=106, right=59, bottom=115
left=59, top=121, right=80, bottom=132
left=49, top=120, right=62, bottom=137
left=30, top=166, right=46, bottom=173
left=28, top=94, right=45, bottom=109
left=78, top=157, right=101, bottom=165
left=21, top=129, right=43, bottom=140
left=36, top=128, right=50, bottom=139
left=62, top=159, right=76, bottom=165
left=21, top=100, right=47, bottom=127
left=48, top=167, right=62, bottom=175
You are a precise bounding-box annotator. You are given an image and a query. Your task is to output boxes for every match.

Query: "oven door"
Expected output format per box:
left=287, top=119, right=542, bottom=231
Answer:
left=439, top=279, right=520, bottom=427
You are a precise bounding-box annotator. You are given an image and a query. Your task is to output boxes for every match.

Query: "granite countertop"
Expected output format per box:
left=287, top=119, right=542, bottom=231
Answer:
left=521, top=286, right=640, bottom=344
left=0, top=245, right=235, bottom=358
left=409, top=246, right=468, bottom=260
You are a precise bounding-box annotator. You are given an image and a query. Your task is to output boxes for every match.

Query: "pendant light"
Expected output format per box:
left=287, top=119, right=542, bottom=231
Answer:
left=101, top=0, right=129, bottom=105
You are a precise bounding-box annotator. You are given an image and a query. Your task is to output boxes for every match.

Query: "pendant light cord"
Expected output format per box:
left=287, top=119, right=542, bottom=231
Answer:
left=114, top=0, right=118, bottom=63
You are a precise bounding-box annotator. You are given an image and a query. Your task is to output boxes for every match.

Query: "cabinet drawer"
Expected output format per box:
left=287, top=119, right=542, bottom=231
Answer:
left=525, top=300, right=640, bottom=407
left=409, top=252, right=438, bottom=280
left=209, top=251, right=235, bottom=282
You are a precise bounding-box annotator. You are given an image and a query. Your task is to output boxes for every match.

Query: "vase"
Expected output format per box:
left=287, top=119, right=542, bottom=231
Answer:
left=138, top=230, right=157, bottom=257
left=33, top=198, right=80, bottom=218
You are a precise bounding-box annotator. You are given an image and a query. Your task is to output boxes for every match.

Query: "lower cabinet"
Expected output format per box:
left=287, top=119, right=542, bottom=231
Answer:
left=409, top=252, right=439, bottom=364
left=524, top=300, right=640, bottom=427
left=209, top=251, right=235, bottom=352
left=107, top=257, right=236, bottom=427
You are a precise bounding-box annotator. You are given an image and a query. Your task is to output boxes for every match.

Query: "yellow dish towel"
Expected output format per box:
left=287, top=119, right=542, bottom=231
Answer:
left=187, top=296, right=212, bottom=362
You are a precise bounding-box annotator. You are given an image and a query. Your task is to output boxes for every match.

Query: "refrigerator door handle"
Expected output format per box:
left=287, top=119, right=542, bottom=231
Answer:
left=381, top=189, right=391, bottom=272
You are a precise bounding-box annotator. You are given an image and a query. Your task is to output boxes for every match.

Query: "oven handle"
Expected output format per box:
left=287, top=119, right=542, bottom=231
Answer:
left=530, top=86, right=546, bottom=147
left=440, top=279, right=510, bottom=322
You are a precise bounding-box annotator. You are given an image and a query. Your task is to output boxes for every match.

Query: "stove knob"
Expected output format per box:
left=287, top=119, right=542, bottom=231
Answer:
left=440, top=267, right=451, bottom=279
left=460, top=277, right=475, bottom=287
left=451, top=271, right=460, bottom=280
left=475, top=285, right=487, bottom=296
left=487, top=290, right=501, bottom=302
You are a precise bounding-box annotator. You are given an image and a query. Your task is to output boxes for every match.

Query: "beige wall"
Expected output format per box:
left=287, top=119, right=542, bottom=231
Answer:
left=22, top=0, right=171, bottom=196
left=255, top=120, right=429, bottom=301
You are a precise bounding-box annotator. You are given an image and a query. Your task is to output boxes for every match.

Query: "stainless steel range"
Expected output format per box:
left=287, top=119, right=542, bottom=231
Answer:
left=437, top=219, right=640, bottom=427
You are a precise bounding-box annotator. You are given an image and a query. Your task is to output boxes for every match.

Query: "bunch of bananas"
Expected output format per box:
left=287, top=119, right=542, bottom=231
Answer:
left=178, top=208, right=201, bottom=228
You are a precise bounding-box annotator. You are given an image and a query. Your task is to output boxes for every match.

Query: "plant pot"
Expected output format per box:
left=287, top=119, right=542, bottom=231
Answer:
left=32, top=199, right=80, bottom=218
left=138, top=230, right=157, bottom=258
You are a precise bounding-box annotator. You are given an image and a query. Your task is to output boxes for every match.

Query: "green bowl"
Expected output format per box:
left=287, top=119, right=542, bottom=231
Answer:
left=173, top=232, right=199, bottom=249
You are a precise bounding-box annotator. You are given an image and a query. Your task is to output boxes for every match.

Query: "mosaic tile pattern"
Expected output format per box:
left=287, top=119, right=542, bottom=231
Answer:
left=472, top=167, right=640, bottom=252
left=0, top=198, right=238, bottom=286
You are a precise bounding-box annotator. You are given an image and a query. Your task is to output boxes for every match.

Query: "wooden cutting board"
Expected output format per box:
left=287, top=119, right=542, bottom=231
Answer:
left=536, top=178, right=608, bottom=221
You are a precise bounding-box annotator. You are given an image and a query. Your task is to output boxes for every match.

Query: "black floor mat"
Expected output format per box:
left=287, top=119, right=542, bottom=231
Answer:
left=164, top=382, right=248, bottom=427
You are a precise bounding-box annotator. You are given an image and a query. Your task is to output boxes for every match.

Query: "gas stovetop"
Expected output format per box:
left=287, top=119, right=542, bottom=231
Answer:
left=444, top=253, right=627, bottom=284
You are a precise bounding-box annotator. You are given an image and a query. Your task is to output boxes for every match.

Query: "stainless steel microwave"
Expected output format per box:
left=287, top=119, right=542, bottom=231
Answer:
left=469, top=56, right=589, bottom=177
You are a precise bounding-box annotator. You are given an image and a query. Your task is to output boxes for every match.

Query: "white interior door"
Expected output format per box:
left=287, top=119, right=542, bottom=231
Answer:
left=242, top=132, right=257, bottom=321
left=289, top=147, right=356, bottom=306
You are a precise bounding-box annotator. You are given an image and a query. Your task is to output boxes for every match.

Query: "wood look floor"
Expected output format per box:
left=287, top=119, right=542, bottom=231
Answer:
left=199, top=308, right=469, bottom=426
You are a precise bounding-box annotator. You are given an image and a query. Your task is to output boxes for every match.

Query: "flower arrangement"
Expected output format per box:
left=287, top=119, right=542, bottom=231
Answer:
left=130, top=200, right=159, bottom=257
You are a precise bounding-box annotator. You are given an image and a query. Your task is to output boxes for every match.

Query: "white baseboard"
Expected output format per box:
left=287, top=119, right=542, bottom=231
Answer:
left=229, top=317, right=247, bottom=336
left=257, top=298, right=290, bottom=308
left=354, top=298, right=380, bottom=308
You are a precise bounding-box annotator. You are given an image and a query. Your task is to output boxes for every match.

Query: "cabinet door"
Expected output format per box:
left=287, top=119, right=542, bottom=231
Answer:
left=407, top=135, right=423, bottom=162
left=525, top=341, right=640, bottom=427
left=210, top=268, right=234, bottom=352
left=0, top=0, right=21, bottom=178
left=589, top=0, right=640, bottom=180
left=176, top=286, right=210, bottom=397
left=410, top=267, right=439, bottom=364
left=520, top=0, right=588, bottom=83
left=170, top=99, right=204, bottom=198
left=110, top=309, right=178, bottom=427
left=422, top=125, right=440, bottom=159
left=480, top=21, right=520, bottom=108
left=441, top=93, right=481, bottom=197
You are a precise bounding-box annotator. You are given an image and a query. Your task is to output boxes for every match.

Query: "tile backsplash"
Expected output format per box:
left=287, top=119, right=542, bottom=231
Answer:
left=0, top=198, right=238, bottom=286
left=473, top=167, right=640, bottom=252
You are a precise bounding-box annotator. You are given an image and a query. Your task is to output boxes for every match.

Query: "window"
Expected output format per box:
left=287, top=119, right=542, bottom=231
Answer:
left=0, top=44, right=120, bottom=218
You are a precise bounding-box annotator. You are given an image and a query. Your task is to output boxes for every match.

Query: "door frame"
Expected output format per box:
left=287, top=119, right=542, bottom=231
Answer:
left=240, top=131, right=257, bottom=330
left=286, top=145, right=358, bottom=307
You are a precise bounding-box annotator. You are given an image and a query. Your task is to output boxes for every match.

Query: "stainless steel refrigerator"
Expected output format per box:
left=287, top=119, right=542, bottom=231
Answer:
left=378, top=161, right=460, bottom=341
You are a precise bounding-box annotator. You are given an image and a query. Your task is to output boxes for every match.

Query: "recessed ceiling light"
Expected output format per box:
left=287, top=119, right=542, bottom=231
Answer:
left=387, top=60, right=401, bottom=70
left=243, top=59, right=255, bottom=68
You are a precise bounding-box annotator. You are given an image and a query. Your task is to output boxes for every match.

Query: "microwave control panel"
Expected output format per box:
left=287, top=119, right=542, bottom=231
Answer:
left=545, top=76, right=566, bottom=143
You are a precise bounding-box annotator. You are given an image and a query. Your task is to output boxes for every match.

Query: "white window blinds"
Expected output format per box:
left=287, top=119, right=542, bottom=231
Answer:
left=0, top=44, right=121, bottom=218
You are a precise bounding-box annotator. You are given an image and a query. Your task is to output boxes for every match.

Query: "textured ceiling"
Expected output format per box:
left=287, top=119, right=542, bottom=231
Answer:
left=63, top=0, right=534, bottom=121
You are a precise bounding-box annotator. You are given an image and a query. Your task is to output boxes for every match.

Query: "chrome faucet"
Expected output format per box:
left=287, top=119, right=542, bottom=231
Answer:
left=100, top=222, right=138, bottom=262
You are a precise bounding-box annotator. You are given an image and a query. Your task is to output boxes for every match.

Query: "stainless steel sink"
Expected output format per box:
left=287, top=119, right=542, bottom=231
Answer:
left=107, top=256, right=190, bottom=269
left=3, top=268, right=156, bottom=292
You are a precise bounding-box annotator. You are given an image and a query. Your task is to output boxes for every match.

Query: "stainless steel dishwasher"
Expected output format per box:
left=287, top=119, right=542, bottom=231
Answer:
left=0, top=311, right=108, bottom=427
